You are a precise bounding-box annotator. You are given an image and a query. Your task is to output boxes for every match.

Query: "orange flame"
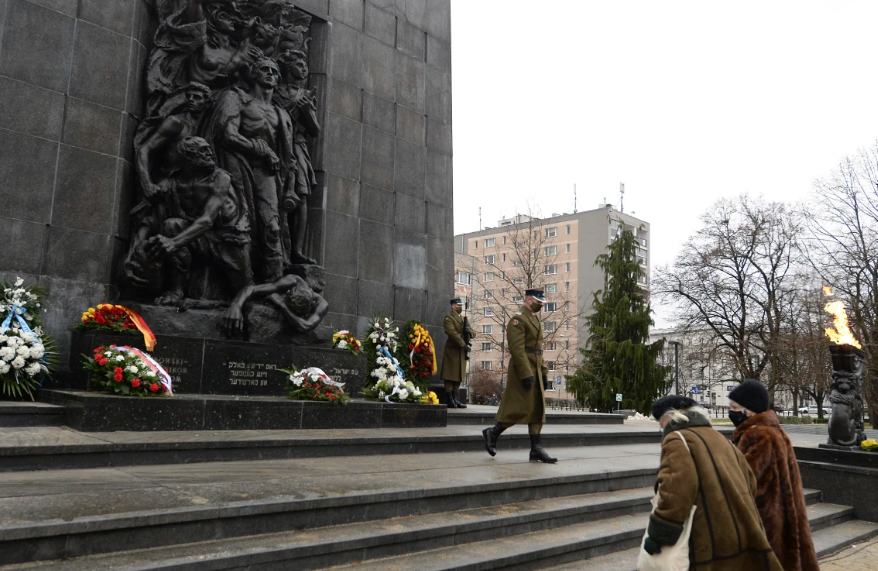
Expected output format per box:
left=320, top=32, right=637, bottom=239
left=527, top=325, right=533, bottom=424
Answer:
left=823, top=287, right=861, bottom=348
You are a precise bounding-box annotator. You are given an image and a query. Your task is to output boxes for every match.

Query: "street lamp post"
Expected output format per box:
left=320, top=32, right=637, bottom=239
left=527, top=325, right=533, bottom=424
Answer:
left=668, top=341, right=681, bottom=396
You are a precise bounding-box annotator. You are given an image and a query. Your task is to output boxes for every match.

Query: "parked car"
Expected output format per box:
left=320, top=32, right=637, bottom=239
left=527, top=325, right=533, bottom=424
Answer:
left=798, top=406, right=809, bottom=414
left=808, top=406, right=831, bottom=416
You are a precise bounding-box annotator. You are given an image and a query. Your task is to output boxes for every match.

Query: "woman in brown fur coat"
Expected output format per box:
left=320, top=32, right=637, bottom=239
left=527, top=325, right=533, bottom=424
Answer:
left=730, top=380, right=820, bottom=571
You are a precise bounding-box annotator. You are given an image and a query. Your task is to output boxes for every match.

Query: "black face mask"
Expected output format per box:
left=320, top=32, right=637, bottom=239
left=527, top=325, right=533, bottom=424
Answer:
left=729, top=410, right=748, bottom=427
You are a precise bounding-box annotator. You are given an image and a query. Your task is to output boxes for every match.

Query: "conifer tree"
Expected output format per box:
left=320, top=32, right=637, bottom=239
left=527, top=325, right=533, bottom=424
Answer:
left=567, top=226, right=670, bottom=413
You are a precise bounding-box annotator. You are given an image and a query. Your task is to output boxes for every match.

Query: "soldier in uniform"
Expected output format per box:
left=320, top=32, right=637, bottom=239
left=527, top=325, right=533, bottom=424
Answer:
left=482, top=289, right=557, bottom=463
left=440, top=298, right=474, bottom=408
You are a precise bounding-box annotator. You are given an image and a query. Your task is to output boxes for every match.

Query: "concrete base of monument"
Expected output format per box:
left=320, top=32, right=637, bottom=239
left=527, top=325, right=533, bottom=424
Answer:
left=68, top=329, right=368, bottom=397
left=37, top=390, right=447, bottom=432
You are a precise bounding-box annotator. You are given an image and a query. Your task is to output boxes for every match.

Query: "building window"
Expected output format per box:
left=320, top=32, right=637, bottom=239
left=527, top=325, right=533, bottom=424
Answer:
left=503, top=236, right=507, bottom=245
left=566, top=244, right=571, bottom=253
left=481, top=342, right=492, bottom=351
left=511, top=260, right=520, bottom=267
left=484, top=255, right=495, bottom=265
left=544, top=264, right=557, bottom=275
left=485, top=238, right=495, bottom=248
left=726, top=385, right=737, bottom=392
left=513, top=295, right=523, bottom=302
left=546, top=283, right=557, bottom=293
left=483, top=307, right=494, bottom=317
left=546, top=361, right=556, bottom=371
left=483, top=289, right=493, bottom=299
left=545, top=322, right=557, bottom=333
left=545, top=245, right=557, bottom=256
left=546, top=227, right=557, bottom=238
left=566, top=224, right=571, bottom=235
left=480, top=361, right=493, bottom=371
left=513, top=277, right=523, bottom=284
left=544, top=302, right=557, bottom=312
left=565, top=340, right=570, bottom=350
left=482, top=324, right=493, bottom=334
left=639, top=275, right=648, bottom=284
left=565, top=282, right=570, bottom=292
left=565, top=262, right=571, bottom=272
left=545, top=341, right=557, bottom=351
left=457, top=272, right=471, bottom=285
left=502, top=253, right=506, bottom=262
left=483, top=272, right=494, bottom=282
left=564, top=321, right=570, bottom=331
left=501, top=271, right=505, bottom=279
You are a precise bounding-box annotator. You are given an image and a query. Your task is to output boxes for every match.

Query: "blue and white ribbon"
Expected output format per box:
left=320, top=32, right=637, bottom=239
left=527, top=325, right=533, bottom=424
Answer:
left=377, top=346, right=410, bottom=404
left=0, top=305, right=36, bottom=337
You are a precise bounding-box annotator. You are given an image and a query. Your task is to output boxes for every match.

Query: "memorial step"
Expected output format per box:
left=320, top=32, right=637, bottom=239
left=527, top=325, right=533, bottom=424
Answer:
left=0, top=424, right=677, bottom=472
left=0, top=402, right=64, bottom=427
left=0, top=446, right=661, bottom=566
left=446, top=407, right=625, bottom=426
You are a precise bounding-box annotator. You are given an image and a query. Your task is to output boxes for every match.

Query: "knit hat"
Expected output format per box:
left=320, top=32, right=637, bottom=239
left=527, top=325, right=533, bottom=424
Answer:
left=728, top=379, right=769, bottom=413
left=651, top=395, right=697, bottom=420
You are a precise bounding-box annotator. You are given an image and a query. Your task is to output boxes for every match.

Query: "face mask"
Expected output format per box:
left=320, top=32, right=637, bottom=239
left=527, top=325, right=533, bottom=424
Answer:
left=453, top=306, right=462, bottom=314
left=531, top=303, right=543, bottom=313
left=729, top=410, right=747, bottom=427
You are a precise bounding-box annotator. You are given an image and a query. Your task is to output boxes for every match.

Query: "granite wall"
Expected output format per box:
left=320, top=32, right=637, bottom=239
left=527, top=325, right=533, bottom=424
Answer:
left=0, top=0, right=454, bottom=370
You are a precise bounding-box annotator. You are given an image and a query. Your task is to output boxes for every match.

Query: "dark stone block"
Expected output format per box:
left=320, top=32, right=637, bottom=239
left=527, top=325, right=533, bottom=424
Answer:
left=358, top=220, right=393, bottom=281
left=69, top=22, right=131, bottom=110
left=426, top=202, right=450, bottom=237
left=394, top=230, right=426, bottom=289
left=308, top=20, right=330, bottom=75
left=426, top=264, right=444, bottom=295
left=0, top=0, right=75, bottom=92
left=328, top=22, right=363, bottom=87
left=362, top=35, right=396, bottom=101
left=112, top=159, right=135, bottom=238
left=361, top=126, right=394, bottom=190
left=325, top=174, right=360, bottom=216
left=323, top=311, right=359, bottom=336
left=0, top=216, right=47, bottom=275
left=394, top=138, right=426, bottom=197
left=362, top=91, right=395, bottom=134
left=395, top=192, right=425, bottom=233
left=393, top=286, right=424, bottom=322
left=323, top=273, right=358, bottom=316
left=0, top=76, right=64, bottom=140
left=0, top=129, right=57, bottom=223
left=396, top=18, right=425, bottom=61
left=424, top=0, right=452, bottom=42
left=358, top=279, right=393, bottom=317
left=293, top=0, right=329, bottom=18
left=79, top=0, right=135, bottom=36
left=395, top=51, right=425, bottom=113
left=403, top=0, right=426, bottom=29
left=302, top=401, right=381, bottom=429
left=52, top=146, right=118, bottom=233
left=324, top=112, right=362, bottom=180
left=305, top=205, right=325, bottom=264
left=24, top=0, right=76, bottom=16
left=382, top=403, right=445, bottom=427
left=365, top=2, right=396, bottom=45
left=327, top=77, right=362, bottom=122
left=62, top=97, right=122, bottom=156
left=201, top=340, right=293, bottom=396
left=43, top=227, right=112, bottom=282
left=203, top=398, right=303, bottom=430
left=118, top=112, right=138, bottom=164
left=426, top=63, right=452, bottom=123
left=395, top=104, right=425, bottom=145
left=323, top=210, right=359, bottom=277
left=425, top=150, right=450, bottom=204
left=427, top=118, right=452, bottom=155
left=84, top=394, right=207, bottom=431
left=125, top=41, right=148, bottom=118
left=359, top=184, right=395, bottom=225
left=426, top=35, right=451, bottom=71
left=426, top=235, right=445, bottom=269
left=38, top=277, right=110, bottom=366
left=330, top=0, right=364, bottom=30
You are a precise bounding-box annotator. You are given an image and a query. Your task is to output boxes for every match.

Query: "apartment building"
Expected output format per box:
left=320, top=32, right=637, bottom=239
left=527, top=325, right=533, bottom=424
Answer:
left=454, top=205, right=650, bottom=400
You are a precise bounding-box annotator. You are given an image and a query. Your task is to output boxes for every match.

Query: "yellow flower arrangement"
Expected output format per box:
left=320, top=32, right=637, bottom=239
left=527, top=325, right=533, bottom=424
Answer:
left=861, top=439, right=878, bottom=452
left=420, top=391, right=440, bottom=405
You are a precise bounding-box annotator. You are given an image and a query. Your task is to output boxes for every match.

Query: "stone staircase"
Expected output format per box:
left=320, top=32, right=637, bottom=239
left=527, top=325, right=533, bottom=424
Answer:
left=0, top=424, right=874, bottom=570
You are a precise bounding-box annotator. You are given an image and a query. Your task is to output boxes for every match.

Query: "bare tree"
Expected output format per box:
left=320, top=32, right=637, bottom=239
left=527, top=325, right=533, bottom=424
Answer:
left=654, top=195, right=804, bottom=391
left=806, top=144, right=878, bottom=426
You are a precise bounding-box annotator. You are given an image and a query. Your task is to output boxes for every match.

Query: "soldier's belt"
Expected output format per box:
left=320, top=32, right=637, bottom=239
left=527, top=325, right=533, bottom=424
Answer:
left=525, top=349, right=543, bottom=355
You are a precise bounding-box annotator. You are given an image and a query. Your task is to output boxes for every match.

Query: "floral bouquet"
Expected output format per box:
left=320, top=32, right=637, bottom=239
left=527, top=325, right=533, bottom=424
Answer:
left=332, top=330, right=362, bottom=355
left=861, top=439, right=878, bottom=452
left=420, top=391, right=440, bottom=405
left=83, top=345, right=173, bottom=397
left=364, top=313, right=399, bottom=388
left=401, top=320, right=437, bottom=386
left=363, top=346, right=423, bottom=403
left=0, top=277, right=56, bottom=399
left=279, top=366, right=350, bottom=405
left=78, top=304, right=156, bottom=351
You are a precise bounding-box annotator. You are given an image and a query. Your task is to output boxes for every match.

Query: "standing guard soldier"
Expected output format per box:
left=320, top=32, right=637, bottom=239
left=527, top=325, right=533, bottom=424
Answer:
left=482, top=289, right=557, bottom=463
left=440, top=298, right=474, bottom=408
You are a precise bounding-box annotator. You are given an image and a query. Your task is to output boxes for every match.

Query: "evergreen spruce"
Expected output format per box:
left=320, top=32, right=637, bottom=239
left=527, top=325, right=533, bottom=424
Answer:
left=567, top=226, right=671, bottom=413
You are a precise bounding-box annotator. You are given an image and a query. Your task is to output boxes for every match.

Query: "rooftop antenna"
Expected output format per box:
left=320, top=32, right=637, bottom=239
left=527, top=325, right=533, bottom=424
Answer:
left=620, top=182, right=625, bottom=213
left=574, top=184, right=577, bottom=213
left=479, top=207, right=482, bottom=231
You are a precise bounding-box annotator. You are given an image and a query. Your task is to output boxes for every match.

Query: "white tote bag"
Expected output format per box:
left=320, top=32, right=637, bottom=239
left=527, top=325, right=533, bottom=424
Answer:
left=636, top=432, right=697, bottom=571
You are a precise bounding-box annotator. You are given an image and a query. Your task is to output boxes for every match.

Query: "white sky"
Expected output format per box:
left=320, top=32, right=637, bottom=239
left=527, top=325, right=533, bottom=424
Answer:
left=450, top=1, right=878, bottom=326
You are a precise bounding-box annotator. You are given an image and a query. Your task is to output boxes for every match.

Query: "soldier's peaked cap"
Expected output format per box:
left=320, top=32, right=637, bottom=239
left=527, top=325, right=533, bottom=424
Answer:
left=450, top=298, right=463, bottom=305
left=524, top=289, right=547, bottom=303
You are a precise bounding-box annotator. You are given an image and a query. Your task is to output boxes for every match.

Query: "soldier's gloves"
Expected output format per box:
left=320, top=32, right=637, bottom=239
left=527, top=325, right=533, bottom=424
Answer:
left=464, top=346, right=471, bottom=353
left=643, top=537, right=662, bottom=555
left=521, top=377, right=534, bottom=391
left=543, top=378, right=552, bottom=391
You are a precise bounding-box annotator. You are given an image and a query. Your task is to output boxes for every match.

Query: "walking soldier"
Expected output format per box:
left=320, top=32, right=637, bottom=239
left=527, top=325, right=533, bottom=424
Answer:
left=440, top=298, right=474, bottom=408
left=482, top=289, right=557, bottom=463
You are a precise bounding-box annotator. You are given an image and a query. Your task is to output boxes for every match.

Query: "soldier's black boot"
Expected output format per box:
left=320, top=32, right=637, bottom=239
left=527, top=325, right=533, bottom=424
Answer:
left=482, top=422, right=506, bottom=456
left=454, top=390, right=467, bottom=408
left=529, top=434, right=558, bottom=463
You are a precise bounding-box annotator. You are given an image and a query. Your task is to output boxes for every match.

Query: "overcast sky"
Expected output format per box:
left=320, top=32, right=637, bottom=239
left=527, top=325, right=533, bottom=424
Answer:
left=449, top=1, right=878, bottom=326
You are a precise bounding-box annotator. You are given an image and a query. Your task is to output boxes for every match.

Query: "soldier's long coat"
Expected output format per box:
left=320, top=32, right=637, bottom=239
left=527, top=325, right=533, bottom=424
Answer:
left=496, top=305, right=548, bottom=425
left=440, top=311, right=473, bottom=383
